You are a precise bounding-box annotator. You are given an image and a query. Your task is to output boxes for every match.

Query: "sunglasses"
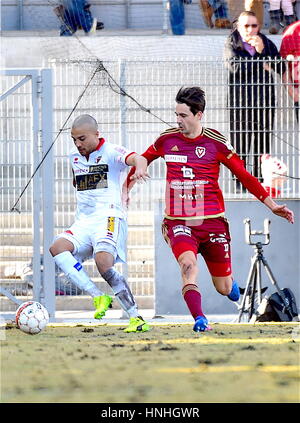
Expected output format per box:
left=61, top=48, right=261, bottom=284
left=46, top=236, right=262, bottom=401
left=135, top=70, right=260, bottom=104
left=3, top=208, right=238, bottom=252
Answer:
left=243, top=24, right=258, bottom=28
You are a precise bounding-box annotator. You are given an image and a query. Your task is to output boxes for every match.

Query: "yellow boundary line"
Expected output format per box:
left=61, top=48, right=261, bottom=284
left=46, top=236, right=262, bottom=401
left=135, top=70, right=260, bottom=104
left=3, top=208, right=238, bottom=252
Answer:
left=2, top=322, right=299, bottom=334
left=45, top=321, right=300, bottom=328
left=156, top=365, right=300, bottom=374
left=2, top=324, right=299, bottom=345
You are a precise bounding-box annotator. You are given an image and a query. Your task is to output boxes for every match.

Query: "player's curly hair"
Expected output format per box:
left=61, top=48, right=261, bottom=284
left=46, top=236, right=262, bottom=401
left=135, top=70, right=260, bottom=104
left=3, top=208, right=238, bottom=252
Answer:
left=175, top=86, right=206, bottom=115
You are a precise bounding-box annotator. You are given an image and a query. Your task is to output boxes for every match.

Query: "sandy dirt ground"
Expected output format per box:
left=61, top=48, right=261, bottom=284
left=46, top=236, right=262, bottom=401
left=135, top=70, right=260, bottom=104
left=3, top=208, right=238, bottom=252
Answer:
left=1, top=322, right=299, bottom=403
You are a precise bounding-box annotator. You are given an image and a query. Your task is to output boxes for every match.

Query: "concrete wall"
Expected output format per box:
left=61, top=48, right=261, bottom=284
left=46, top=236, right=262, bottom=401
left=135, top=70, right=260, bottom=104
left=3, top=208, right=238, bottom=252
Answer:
left=1, top=33, right=285, bottom=69
left=154, top=199, right=300, bottom=315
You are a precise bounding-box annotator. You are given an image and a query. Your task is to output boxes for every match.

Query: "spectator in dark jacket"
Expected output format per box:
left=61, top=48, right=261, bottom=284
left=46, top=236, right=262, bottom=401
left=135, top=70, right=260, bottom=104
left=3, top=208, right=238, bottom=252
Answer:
left=224, top=11, right=285, bottom=183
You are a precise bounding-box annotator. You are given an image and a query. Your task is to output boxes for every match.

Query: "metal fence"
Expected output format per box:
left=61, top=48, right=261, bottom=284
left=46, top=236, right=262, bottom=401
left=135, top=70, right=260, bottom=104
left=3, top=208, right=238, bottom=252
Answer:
left=1, top=57, right=299, bottom=316
left=57, top=57, right=298, bottom=199
left=0, top=68, right=55, bottom=314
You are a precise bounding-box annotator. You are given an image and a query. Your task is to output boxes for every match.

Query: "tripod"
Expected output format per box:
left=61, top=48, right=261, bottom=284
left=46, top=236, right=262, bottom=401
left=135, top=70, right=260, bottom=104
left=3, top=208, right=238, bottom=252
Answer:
left=237, top=218, right=284, bottom=323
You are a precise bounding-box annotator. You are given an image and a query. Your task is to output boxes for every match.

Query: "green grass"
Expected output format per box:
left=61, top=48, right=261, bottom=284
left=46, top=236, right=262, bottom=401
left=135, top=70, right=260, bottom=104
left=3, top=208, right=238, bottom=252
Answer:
left=1, top=323, right=299, bottom=403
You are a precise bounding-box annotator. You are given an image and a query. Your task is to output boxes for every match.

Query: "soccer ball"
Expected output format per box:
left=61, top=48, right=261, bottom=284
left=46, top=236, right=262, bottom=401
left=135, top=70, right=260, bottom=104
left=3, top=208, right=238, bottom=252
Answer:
left=15, top=301, right=49, bottom=335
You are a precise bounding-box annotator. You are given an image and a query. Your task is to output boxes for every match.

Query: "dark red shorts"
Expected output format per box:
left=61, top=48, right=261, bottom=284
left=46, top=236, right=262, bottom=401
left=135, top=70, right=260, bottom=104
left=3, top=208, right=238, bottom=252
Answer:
left=161, top=217, right=232, bottom=277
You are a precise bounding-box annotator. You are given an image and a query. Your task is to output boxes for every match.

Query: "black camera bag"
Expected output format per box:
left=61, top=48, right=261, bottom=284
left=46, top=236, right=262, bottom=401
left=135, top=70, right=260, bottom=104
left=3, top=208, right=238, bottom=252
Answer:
left=256, top=288, right=299, bottom=322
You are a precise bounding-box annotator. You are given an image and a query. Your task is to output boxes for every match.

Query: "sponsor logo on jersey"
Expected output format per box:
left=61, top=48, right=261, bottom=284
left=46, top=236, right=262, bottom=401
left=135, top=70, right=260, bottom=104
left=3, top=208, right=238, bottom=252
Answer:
left=165, top=154, right=187, bottom=163
left=171, top=145, right=179, bottom=152
left=95, top=156, right=102, bottom=163
left=75, top=173, right=108, bottom=190
left=89, top=164, right=108, bottom=173
left=179, top=193, right=203, bottom=200
left=74, top=262, right=83, bottom=271
left=195, top=146, right=206, bottom=159
left=170, top=180, right=209, bottom=189
left=74, top=168, right=89, bottom=174
left=173, top=225, right=192, bottom=237
left=107, top=217, right=115, bottom=233
left=209, top=233, right=227, bottom=243
left=75, top=164, right=109, bottom=191
left=74, top=157, right=79, bottom=163
left=181, top=166, right=195, bottom=179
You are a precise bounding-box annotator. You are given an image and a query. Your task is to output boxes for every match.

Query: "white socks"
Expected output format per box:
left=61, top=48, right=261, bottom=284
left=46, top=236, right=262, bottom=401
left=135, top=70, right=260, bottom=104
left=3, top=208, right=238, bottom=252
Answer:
left=53, top=252, right=139, bottom=318
left=54, top=251, right=103, bottom=297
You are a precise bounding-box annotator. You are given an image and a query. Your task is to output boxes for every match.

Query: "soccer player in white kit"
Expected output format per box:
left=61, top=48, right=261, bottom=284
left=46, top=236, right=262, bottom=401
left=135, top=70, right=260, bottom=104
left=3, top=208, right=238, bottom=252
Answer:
left=49, top=114, right=150, bottom=332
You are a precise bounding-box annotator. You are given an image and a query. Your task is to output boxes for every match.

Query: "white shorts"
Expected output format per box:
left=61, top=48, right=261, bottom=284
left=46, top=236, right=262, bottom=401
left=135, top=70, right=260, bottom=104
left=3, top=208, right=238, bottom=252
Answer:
left=56, top=216, right=127, bottom=264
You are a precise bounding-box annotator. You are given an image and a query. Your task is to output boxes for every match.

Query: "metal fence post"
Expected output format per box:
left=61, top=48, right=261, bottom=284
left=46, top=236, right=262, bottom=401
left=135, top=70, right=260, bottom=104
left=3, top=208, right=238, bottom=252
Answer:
left=119, top=59, right=129, bottom=318
left=119, top=59, right=127, bottom=148
left=162, top=0, right=169, bottom=34
left=40, top=68, right=56, bottom=321
left=31, top=71, right=43, bottom=304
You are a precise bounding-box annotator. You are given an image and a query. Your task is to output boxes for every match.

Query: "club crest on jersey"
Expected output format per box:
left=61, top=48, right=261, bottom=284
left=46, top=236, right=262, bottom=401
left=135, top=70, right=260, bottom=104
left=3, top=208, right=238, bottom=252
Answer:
left=195, top=147, right=206, bottom=159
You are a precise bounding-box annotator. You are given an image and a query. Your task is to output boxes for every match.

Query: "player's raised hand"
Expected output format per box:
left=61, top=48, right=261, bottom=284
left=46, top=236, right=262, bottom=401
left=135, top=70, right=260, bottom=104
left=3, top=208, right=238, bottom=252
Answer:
left=271, top=204, right=294, bottom=224
left=263, top=197, right=295, bottom=224
left=130, top=168, right=150, bottom=183
left=127, top=155, right=150, bottom=183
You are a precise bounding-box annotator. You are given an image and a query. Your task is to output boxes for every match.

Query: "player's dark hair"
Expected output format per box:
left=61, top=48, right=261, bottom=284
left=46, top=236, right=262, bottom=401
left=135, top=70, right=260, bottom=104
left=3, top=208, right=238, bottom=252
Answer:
left=175, top=86, right=206, bottom=114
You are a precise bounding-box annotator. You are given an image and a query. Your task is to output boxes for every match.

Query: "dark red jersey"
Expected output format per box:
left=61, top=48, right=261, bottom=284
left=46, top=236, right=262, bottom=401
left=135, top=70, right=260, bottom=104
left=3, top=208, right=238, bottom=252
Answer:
left=140, top=127, right=269, bottom=219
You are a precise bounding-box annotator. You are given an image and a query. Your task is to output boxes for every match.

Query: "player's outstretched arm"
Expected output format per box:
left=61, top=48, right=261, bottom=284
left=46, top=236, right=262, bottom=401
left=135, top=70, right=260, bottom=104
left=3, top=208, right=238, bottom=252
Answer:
left=126, top=153, right=150, bottom=184
left=263, top=196, right=295, bottom=224
left=222, top=154, right=294, bottom=224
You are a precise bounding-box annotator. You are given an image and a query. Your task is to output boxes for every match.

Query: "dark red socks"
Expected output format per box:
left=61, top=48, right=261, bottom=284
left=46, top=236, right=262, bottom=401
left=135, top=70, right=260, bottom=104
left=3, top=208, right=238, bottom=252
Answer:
left=182, top=283, right=204, bottom=320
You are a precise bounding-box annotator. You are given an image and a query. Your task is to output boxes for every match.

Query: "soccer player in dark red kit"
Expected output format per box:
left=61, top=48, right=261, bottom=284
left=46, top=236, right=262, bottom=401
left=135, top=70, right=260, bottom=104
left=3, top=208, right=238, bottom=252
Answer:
left=126, top=86, right=294, bottom=333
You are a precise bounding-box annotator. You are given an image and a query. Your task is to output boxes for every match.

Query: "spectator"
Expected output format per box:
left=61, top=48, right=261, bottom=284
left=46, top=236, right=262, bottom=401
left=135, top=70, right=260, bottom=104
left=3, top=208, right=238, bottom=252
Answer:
left=228, top=1, right=264, bottom=28
left=169, top=0, right=192, bottom=35
left=199, top=0, right=231, bottom=28
left=245, top=0, right=264, bottom=27
left=268, top=0, right=297, bottom=34
left=280, top=20, right=300, bottom=122
left=224, top=11, right=285, bottom=183
left=295, top=0, right=300, bottom=18
left=227, top=0, right=245, bottom=23
left=54, top=0, right=98, bottom=36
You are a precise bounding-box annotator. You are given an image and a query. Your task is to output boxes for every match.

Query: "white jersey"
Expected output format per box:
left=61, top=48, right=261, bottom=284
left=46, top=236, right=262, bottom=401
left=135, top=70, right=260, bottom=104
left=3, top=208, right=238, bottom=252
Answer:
left=70, top=138, right=135, bottom=220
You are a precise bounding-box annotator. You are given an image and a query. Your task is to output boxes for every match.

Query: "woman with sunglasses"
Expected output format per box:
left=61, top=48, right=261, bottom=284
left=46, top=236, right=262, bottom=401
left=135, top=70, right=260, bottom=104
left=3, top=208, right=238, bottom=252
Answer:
left=224, top=11, right=284, bottom=186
